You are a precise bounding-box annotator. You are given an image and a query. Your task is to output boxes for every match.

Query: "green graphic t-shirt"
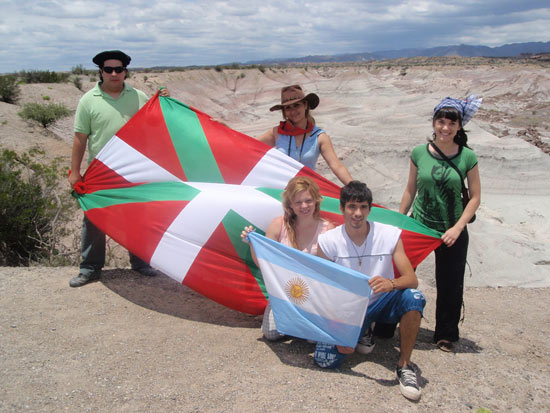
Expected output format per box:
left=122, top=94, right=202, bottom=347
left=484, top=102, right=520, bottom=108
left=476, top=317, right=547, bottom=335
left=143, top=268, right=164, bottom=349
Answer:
left=411, top=143, right=478, bottom=232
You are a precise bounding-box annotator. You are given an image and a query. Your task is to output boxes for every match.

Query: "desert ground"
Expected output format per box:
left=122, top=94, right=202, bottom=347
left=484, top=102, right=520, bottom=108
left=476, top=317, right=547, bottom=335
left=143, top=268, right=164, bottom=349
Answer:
left=1, top=58, right=549, bottom=411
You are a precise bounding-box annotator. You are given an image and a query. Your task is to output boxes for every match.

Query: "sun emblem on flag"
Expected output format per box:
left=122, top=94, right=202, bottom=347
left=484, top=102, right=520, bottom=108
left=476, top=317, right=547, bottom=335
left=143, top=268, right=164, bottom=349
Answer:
left=284, top=277, right=310, bottom=305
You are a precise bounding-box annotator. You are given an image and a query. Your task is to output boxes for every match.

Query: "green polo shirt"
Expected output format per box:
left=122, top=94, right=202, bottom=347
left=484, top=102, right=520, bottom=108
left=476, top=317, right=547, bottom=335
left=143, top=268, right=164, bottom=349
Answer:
left=74, top=82, right=148, bottom=163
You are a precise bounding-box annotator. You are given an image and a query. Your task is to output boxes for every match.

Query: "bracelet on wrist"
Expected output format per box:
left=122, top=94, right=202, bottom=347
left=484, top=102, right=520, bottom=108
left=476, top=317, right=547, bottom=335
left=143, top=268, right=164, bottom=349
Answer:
left=390, top=279, right=396, bottom=291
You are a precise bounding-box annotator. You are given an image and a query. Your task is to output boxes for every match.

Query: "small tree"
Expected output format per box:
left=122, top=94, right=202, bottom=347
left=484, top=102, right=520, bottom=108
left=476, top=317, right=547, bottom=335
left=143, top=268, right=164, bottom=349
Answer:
left=0, top=74, right=21, bottom=104
left=72, top=75, right=83, bottom=91
left=0, top=148, right=76, bottom=265
left=71, top=64, right=87, bottom=75
left=18, top=103, right=71, bottom=127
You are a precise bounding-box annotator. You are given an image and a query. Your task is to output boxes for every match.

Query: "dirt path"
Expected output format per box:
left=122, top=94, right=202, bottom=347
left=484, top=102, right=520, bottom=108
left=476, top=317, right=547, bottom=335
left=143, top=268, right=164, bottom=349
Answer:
left=1, top=267, right=548, bottom=412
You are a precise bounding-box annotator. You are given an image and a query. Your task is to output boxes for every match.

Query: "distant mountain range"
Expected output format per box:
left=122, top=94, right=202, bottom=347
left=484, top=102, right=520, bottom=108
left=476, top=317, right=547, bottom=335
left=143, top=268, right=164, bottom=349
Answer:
left=245, top=41, right=550, bottom=64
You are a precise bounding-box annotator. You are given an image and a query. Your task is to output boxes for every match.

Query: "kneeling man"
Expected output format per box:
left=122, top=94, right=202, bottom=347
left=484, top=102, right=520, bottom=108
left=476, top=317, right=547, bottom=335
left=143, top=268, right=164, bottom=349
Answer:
left=314, top=181, right=426, bottom=401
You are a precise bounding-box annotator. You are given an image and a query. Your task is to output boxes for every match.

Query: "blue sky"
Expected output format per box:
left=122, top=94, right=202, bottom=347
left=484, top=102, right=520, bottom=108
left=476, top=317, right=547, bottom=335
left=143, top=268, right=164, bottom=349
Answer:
left=1, top=0, right=549, bottom=73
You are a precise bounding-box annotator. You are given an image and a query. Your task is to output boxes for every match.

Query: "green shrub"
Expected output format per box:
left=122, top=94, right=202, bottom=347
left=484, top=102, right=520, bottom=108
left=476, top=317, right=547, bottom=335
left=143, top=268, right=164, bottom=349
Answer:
left=72, top=75, right=83, bottom=91
left=19, top=70, right=70, bottom=84
left=42, top=95, right=50, bottom=100
left=258, top=65, right=266, bottom=73
left=0, top=74, right=21, bottom=104
left=0, top=148, right=75, bottom=266
left=18, top=103, right=71, bottom=127
left=215, top=66, right=223, bottom=72
left=71, top=64, right=88, bottom=75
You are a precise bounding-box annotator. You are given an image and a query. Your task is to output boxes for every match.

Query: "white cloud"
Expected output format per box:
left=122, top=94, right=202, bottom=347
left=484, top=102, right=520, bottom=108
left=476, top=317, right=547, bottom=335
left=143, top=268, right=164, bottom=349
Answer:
left=0, top=0, right=549, bottom=72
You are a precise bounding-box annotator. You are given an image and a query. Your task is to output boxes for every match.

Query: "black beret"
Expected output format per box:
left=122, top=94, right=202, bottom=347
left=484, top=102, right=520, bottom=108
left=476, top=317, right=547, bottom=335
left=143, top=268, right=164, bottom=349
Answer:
left=92, top=50, right=131, bottom=67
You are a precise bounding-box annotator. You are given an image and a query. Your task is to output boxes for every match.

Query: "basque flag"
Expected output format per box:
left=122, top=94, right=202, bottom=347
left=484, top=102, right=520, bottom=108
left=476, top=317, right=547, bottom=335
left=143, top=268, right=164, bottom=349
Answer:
left=73, top=93, right=442, bottom=315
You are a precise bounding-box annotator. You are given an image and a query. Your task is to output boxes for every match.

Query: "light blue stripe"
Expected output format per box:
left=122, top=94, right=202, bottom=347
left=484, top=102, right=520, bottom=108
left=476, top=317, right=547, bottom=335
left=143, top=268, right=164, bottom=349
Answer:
left=248, top=232, right=370, bottom=296
left=269, top=296, right=362, bottom=347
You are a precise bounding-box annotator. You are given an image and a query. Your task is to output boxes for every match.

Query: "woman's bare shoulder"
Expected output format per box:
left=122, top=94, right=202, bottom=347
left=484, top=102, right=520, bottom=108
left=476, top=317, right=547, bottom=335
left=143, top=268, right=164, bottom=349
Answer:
left=257, top=127, right=278, bottom=146
left=266, top=215, right=284, bottom=240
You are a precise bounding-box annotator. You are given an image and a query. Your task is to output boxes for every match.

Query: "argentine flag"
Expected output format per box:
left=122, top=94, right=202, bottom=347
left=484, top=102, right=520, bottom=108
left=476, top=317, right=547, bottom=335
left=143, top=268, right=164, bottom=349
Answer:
left=248, top=232, right=371, bottom=348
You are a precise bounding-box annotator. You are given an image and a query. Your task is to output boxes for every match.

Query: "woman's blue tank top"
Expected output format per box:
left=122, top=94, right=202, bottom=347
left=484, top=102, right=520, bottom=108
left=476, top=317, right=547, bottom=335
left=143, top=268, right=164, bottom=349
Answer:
left=275, top=126, right=324, bottom=170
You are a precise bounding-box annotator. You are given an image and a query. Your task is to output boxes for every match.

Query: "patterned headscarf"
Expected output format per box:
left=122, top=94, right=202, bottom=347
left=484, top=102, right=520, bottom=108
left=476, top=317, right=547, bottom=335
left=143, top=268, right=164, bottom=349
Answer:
left=433, top=94, right=482, bottom=126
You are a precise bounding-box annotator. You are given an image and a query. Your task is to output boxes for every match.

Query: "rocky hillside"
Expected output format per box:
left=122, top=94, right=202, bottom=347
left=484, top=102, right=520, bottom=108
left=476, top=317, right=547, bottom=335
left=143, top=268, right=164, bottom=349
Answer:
left=1, top=58, right=549, bottom=286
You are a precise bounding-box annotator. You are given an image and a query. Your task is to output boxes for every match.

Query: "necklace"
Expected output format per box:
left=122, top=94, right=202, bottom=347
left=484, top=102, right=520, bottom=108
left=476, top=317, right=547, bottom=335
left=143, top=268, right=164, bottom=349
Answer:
left=288, top=133, right=306, bottom=162
left=350, top=238, right=368, bottom=266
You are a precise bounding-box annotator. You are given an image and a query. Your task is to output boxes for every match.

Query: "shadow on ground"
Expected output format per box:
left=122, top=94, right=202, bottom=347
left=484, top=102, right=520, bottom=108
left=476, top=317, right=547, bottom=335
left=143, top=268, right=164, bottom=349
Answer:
left=262, top=324, right=483, bottom=393
left=99, top=268, right=261, bottom=328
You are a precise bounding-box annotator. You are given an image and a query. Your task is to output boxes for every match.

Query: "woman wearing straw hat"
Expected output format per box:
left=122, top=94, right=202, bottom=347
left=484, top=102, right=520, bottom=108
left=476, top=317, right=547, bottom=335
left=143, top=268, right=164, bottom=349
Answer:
left=258, top=85, right=353, bottom=185
left=399, top=95, right=482, bottom=352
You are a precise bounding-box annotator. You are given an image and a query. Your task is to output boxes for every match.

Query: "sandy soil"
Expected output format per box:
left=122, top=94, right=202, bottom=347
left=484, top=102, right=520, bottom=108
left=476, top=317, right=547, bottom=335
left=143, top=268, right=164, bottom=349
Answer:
left=1, top=267, right=549, bottom=412
left=1, top=59, right=550, bottom=411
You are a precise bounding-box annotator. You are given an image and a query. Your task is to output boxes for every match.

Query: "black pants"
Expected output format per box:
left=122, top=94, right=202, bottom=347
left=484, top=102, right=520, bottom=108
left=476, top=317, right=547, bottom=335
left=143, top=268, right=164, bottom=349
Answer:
left=433, top=228, right=469, bottom=343
left=372, top=228, right=469, bottom=341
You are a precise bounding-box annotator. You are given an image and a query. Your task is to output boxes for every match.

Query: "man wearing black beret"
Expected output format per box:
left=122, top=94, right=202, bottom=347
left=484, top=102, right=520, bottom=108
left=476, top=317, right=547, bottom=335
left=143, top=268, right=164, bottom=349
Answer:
left=68, top=50, right=169, bottom=287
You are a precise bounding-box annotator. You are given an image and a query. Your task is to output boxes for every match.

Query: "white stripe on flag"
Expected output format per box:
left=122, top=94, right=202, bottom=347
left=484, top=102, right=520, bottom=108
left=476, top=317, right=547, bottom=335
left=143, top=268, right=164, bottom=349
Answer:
left=241, top=148, right=303, bottom=188
left=96, top=136, right=182, bottom=183
left=258, top=258, right=368, bottom=326
left=150, top=183, right=283, bottom=282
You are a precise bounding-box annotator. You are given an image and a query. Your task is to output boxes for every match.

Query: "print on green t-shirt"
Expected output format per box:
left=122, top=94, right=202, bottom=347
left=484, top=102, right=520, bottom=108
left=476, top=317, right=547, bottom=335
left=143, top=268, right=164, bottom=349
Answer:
left=411, top=143, right=477, bottom=232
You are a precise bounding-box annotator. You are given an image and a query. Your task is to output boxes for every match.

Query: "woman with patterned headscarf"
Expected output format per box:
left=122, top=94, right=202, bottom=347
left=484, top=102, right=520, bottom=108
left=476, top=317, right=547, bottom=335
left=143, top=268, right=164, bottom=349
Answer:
left=399, top=95, right=482, bottom=352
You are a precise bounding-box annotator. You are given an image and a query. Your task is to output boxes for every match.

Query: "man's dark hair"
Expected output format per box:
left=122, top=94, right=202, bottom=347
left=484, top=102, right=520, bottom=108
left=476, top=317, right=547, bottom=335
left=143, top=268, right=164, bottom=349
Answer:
left=340, top=180, right=372, bottom=209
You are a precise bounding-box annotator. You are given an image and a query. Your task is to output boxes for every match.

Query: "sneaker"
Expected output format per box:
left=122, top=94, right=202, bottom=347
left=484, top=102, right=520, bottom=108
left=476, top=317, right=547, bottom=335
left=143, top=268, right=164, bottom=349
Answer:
left=356, top=326, right=375, bottom=354
left=396, top=364, right=421, bottom=401
left=133, top=267, right=160, bottom=277
left=69, top=272, right=100, bottom=288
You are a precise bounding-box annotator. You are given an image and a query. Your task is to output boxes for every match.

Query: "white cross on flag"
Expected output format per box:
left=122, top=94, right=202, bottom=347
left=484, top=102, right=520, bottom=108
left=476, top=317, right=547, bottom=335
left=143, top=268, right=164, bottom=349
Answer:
left=73, top=94, right=442, bottom=314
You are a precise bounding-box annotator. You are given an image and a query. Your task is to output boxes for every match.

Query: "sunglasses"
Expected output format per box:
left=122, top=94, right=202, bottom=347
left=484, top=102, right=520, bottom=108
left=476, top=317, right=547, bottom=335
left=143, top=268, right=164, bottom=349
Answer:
left=102, top=66, right=126, bottom=74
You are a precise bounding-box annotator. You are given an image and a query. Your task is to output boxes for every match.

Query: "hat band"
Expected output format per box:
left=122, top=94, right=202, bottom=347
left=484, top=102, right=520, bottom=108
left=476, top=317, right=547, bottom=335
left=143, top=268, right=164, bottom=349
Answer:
left=282, top=95, right=304, bottom=104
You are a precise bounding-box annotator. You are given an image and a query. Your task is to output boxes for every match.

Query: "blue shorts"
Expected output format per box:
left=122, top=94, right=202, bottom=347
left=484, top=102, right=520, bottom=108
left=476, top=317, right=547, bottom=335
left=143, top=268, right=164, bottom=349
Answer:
left=360, top=288, right=426, bottom=337
left=314, top=289, right=426, bottom=369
